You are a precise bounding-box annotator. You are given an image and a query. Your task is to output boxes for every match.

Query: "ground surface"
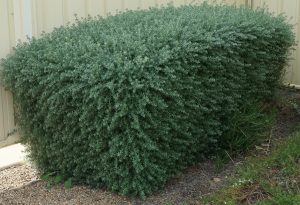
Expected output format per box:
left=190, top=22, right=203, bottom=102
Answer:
left=0, top=89, right=299, bottom=205
left=0, top=143, right=26, bottom=170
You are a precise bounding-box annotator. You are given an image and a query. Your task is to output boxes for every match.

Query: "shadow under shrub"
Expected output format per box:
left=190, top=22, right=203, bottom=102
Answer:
left=0, top=3, right=295, bottom=197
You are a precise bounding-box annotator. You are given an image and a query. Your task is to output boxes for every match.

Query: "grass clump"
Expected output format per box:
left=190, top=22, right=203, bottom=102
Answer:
left=204, top=129, right=300, bottom=205
left=211, top=103, right=276, bottom=171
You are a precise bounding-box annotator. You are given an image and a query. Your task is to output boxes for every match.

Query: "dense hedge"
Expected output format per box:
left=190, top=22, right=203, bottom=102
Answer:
left=1, top=3, right=294, bottom=197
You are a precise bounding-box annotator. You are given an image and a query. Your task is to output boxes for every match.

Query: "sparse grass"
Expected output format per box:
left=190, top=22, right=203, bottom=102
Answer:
left=211, top=103, right=276, bottom=172
left=203, top=128, right=300, bottom=205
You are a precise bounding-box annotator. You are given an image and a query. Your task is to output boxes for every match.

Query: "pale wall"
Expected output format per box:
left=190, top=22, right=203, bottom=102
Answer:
left=252, top=0, right=300, bottom=86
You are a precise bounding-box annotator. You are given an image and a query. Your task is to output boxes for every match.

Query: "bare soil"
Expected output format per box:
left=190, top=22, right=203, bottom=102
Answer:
left=1, top=89, right=299, bottom=205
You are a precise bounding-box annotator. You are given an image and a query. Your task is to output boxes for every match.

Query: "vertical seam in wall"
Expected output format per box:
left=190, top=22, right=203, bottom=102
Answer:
left=85, top=0, right=88, bottom=17
left=289, top=0, right=297, bottom=84
left=35, top=0, right=42, bottom=35
left=103, top=0, right=107, bottom=16
left=138, top=0, right=141, bottom=9
left=23, top=0, right=33, bottom=39
left=19, top=0, right=24, bottom=41
left=41, top=0, right=46, bottom=32
left=121, top=0, right=125, bottom=11
left=293, top=0, right=300, bottom=84
left=63, top=0, right=67, bottom=25
left=0, top=88, right=5, bottom=141
left=280, top=0, right=283, bottom=13
left=4, top=90, right=11, bottom=137
left=7, top=0, right=15, bottom=49
left=290, top=0, right=295, bottom=84
left=4, top=1, right=14, bottom=137
left=30, top=0, right=37, bottom=36
left=0, top=0, right=7, bottom=139
left=249, top=0, right=253, bottom=9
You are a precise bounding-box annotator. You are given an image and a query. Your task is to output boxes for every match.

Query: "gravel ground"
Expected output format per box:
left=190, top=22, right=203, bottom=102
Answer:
left=0, top=89, right=299, bottom=205
left=0, top=161, right=233, bottom=205
left=0, top=164, right=38, bottom=193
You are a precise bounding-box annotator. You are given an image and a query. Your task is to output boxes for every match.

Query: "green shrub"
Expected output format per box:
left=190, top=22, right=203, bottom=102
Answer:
left=0, top=3, right=294, bottom=197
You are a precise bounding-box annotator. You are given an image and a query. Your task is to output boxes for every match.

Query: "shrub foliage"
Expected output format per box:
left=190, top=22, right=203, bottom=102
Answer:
left=1, top=3, right=294, bottom=197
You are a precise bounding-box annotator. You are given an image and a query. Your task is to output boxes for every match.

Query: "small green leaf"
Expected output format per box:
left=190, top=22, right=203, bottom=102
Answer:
left=46, top=181, right=52, bottom=190
left=64, top=178, right=72, bottom=189
left=54, top=175, right=62, bottom=184
left=41, top=174, right=49, bottom=181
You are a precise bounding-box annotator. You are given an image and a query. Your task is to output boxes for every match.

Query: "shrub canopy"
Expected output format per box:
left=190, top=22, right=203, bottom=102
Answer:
left=1, top=3, right=294, bottom=197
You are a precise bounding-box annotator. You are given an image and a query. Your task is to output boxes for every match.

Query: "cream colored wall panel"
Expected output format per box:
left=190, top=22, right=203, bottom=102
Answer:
left=106, top=0, right=124, bottom=15
left=33, top=0, right=64, bottom=34
left=253, top=0, right=300, bottom=85
left=172, top=0, right=186, bottom=7
left=141, top=0, right=157, bottom=9
left=0, top=0, right=8, bottom=144
left=161, top=0, right=179, bottom=8
left=230, top=0, right=246, bottom=6
left=30, top=0, right=246, bottom=36
left=220, top=0, right=245, bottom=5
left=0, top=0, right=18, bottom=147
left=181, top=0, right=245, bottom=6
left=30, top=0, right=40, bottom=37
left=6, top=0, right=15, bottom=47
left=86, top=0, right=106, bottom=16
left=13, top=0, right=32, bottom=41
left=253, top=0, right=283, bottom=13
left=182, top=0, right=193, bottom=4
left=252, top=0, right=262, bottom=9
left=0, top=89, right=6, bottom=145
left=286, top=0, right=300, bottom=85
left=266, top=0, right=280, bottom=13
left=0, top=0, right=12, bottom=58
left=2, top=89, right=17, bottom=144
left=63, top=0, right=87, bottom=23
left=12, top=0, right=25, bottom=41
left=184, top=0, right=250, bottom=7
left=281, top=0, right=298, bottom=24
left=0, top=91, right=19, bottom=148
left=124, top=0, right=141, bottom=10
left=281, top=0, right=299, bottom=84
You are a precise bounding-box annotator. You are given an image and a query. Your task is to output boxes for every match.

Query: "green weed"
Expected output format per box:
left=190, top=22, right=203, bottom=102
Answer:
left=40, top=172, right=72, bottom=190
left=203, top=128, right=300, bottom=205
